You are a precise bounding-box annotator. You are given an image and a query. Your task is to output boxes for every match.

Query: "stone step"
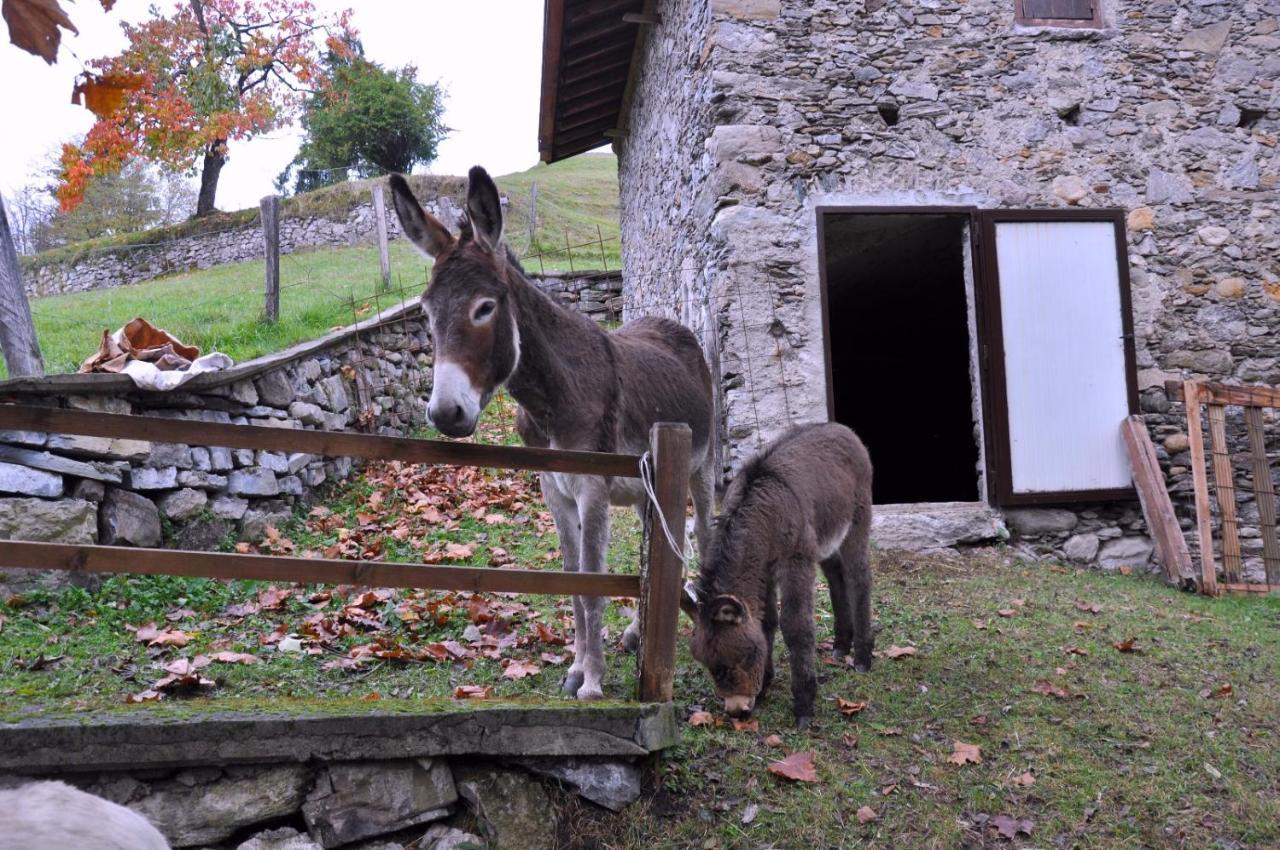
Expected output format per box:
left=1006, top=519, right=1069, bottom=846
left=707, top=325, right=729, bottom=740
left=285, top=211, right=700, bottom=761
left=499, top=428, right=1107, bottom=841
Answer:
left=871, top=501, right=1009, bottom=551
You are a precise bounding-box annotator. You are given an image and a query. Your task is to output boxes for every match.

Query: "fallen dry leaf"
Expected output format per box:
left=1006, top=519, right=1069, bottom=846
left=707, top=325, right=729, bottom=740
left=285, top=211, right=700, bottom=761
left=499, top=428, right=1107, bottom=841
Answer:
left=741, top=803, right=759, bottom=825
left=837, top=698, right=868, bottom=716
left=1113, top=637, right=1139, bottom=653
left=1012, top=771, right=1036, bottom=787
left=856, top=805, right=878, bottom=824
left=688, top=711, right=715, bottom=727
left=1202, top=683, right=1233, bottom=699
left=453, top=685, right=492, bottom=700
left=883, top=645, right=918, bottom=659
left=997, top=608, right=1017, bottom=618
left=730, top=717, right=759, bottom=732
left=971, top=619, right=987, bottom=630
left=880, top=783, right=898, bottom=796
left=765, top=734, right=784, bottom=748
left=501, top=659, right=540, bottom=680
left=767, top=750, right=818, bottom=783
left=1032, top=679, right=1073, bottom=699
left=991, top=814, right=1034, bottom=839
left=948, top=741, right=982, bottom=765
left=1075, top=601, right=1104, bottom=614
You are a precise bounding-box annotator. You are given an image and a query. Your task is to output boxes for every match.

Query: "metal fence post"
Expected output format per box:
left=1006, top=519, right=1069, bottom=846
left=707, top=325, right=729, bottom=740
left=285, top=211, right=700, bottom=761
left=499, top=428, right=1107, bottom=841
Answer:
left=260, top=195, right=280, bottom=323
left=372, top=183, right=391, bottom=291
left=637, top=421, right=692, bottom=702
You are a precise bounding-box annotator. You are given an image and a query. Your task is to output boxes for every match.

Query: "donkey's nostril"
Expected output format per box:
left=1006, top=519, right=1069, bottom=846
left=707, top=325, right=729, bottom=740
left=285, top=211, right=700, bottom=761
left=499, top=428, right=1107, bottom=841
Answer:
left=452, top=405, right=463, bottom=423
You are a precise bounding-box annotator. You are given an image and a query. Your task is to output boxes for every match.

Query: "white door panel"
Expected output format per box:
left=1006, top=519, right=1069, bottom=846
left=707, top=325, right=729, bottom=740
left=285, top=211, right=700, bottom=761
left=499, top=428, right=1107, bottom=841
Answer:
left=993, top=220, right=1131, bottom=494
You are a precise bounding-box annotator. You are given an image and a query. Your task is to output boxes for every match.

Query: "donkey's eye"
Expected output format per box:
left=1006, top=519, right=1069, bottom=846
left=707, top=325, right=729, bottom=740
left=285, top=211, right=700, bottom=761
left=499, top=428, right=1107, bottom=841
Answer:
left=473, top=300, right=496, bottom=322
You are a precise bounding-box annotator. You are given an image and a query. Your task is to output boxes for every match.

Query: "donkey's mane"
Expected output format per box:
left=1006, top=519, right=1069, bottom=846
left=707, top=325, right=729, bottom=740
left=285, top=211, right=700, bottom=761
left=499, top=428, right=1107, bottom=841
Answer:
left=695, top=448, right=791, bottom=606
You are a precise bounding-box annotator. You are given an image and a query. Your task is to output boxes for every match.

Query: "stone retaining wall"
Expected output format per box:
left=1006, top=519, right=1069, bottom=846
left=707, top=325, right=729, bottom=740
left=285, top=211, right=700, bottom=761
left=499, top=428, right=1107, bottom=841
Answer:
left=20, top=184, right=464, bottom=299
left=1, top=703, right=678, bottom=849
left=0, top=271, right=621, bottom=598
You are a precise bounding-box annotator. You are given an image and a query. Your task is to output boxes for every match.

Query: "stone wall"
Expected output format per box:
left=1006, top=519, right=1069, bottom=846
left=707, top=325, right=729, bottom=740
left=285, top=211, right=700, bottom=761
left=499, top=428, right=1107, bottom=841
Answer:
left=616, top=0, right=1280, bottom=573
left=1, top=703, right=678, bottom=849
left=20, top=189, right=465, bottom=299
left=0, top=270, right=622, bottom=597
left=0, top=305, right=431, bottom=598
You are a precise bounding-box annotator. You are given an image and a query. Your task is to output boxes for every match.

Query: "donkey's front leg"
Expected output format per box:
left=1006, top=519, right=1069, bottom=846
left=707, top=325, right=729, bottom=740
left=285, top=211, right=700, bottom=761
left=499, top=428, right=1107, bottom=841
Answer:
left=574, top=477, right=612, bottom=700
left=542, top=474, right=585, bottom=696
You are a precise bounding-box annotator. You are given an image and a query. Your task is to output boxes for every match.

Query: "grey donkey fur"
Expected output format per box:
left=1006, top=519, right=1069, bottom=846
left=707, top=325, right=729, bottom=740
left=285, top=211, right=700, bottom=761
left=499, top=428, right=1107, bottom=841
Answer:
left=388, top=167, right=716, bottom=699
left=683, top=422, right=873, bottom=727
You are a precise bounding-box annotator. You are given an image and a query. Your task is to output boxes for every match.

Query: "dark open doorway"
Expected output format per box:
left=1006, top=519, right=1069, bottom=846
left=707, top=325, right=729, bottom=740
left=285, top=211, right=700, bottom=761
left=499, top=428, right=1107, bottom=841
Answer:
left=819, top=212, right=981, bottom=504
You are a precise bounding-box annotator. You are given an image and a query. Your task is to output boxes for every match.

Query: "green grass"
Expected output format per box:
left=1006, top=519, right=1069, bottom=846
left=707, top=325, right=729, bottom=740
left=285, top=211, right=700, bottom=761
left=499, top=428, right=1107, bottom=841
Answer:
left=5, top=388, right=1279, bottom=847
left=8, top=153, right=619, bottom=378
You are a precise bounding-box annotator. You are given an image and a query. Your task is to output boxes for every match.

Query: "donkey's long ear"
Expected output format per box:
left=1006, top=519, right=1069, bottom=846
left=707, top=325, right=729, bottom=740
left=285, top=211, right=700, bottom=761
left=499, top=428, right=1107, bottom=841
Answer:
left=388, top=174, right=453, bottom=258
left=466, top=165, right=503, bottom=254
left=708, top=595, right=747, bottom=626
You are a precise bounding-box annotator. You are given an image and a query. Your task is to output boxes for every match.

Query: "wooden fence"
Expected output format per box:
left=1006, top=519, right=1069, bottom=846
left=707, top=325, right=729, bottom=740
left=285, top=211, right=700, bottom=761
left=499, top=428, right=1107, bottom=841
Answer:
left=1172, top=381, right=1280, bottom=596
left=0, top=404, right=691, bottom=702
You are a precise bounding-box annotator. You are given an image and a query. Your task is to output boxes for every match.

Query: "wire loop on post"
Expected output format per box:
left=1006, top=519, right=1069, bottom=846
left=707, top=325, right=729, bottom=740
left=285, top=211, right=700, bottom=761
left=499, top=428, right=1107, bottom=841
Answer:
left=639, top=450, right=687, bottom=571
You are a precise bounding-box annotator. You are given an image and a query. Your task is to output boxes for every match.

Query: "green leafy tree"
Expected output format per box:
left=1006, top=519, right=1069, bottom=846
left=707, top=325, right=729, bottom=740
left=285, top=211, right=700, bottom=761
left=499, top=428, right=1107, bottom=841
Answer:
left=280, top=56, right=447, bottom=195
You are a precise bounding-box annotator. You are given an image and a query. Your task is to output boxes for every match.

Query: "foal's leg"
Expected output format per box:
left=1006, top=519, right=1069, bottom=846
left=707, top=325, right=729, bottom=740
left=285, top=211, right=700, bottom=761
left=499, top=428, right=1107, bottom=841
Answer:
left=542, top=475, right=585, bottom=695
left=574, top=477, right=612, bottom=700
left=759, top=579, right=778, bottom=702
left=842, top=525, right=875, bottom=672
left=778, top=557, right=818, bottom=727
left=621, top=503, right=647, bottom=653
left=819, top=554, right=854, bottom=658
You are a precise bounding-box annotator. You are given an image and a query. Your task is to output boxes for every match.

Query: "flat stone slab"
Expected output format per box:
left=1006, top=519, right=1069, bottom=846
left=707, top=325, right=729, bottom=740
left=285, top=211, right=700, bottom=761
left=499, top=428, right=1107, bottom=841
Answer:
left=0, top=703, right=679, bottom=775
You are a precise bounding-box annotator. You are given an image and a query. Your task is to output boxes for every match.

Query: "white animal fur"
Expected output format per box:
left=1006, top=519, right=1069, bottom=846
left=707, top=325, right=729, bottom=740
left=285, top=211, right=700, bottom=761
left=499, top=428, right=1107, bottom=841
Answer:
left=0, top=780, right=169, bottom=850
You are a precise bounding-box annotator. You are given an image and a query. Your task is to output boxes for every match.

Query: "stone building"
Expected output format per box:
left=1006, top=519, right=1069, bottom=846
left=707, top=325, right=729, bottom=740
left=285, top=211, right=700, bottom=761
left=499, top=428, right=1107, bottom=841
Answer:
left=537, top=0, right=1279, bottom=572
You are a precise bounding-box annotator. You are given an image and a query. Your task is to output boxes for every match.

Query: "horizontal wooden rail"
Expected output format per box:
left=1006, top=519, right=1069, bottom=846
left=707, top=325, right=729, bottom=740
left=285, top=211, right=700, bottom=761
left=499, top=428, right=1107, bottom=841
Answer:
left=1165, top=380, right=1280, bottom=409
left=0, top=405, right=642, bottom=478
left=0, top=540, right=640, bottom=598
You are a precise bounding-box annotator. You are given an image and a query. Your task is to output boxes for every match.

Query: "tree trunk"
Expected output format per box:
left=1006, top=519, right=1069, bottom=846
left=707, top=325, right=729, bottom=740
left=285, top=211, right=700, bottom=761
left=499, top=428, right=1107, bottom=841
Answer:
left=196, top=143, right=227, bottom=217
left=0, top=198, right=45, bottom=377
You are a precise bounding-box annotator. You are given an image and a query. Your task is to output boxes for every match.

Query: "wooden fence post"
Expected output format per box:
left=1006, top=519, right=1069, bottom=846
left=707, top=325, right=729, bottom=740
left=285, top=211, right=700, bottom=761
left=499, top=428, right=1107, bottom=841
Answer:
left=638, top=421, right=692, bottom=703
left=261, top=195, right=280, bottom=323
left=372, top=183, right=391, bottom=291
left=1184, top=381, right=1219, bottom=596
left=0, top=197, right=44, bottom=377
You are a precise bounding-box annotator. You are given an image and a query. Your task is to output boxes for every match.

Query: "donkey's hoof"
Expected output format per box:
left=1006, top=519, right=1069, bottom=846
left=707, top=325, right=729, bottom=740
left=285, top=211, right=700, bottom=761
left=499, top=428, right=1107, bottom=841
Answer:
left=621, top=624, right=641, bottom=653
left=576, top=685, right=605, bottom=701
left=561, top=670, right=585, bottom=695
left=795, top=714, right=813, bottom=730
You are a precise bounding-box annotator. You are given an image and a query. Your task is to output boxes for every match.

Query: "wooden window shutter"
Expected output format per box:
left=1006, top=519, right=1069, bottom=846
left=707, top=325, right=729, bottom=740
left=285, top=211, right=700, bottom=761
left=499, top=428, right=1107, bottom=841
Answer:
left=1019, top=0, right=1096, bottom=22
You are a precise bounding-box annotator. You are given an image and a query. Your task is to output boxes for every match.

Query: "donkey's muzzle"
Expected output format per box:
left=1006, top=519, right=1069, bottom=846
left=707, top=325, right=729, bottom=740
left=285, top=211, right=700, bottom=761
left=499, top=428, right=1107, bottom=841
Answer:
left=724, top=695, right=755, bottom=718
left=428, top=402, right=477, bottom=438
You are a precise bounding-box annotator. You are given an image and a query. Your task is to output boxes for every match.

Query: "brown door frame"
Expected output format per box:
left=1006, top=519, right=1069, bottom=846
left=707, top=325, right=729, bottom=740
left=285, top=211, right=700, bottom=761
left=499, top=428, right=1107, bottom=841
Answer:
left=815, top=205, right=1138, bottom=508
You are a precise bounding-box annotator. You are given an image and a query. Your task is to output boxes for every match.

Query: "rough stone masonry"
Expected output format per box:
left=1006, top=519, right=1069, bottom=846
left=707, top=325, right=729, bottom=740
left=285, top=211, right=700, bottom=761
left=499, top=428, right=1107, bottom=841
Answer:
left=617, top=0, right=1279, bottom=575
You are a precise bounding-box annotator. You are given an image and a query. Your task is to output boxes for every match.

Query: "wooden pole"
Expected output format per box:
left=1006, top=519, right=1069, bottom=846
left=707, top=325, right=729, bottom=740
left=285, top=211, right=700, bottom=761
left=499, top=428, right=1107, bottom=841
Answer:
left=0, top=197, right=44, bottom=377
left=261, top=195, right=280, bottom=323
left=1245, top=406, right=1280, bottom=586
left=1206, top=403, right=1242, bottom=583
left=1120, top=416, right=1196, bottom=588
left=1184, top=381, right=1219, bottom=595
left=527, top=180, right=538, bottom=253
left=372, top=183, right=391, bottom=291
left=637, top=421, right=692, bottom=703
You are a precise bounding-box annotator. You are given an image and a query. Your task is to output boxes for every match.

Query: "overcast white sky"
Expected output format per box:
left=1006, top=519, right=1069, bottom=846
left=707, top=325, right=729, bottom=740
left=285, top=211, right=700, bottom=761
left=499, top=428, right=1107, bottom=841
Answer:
left=0, top=0, right=547, bottom=209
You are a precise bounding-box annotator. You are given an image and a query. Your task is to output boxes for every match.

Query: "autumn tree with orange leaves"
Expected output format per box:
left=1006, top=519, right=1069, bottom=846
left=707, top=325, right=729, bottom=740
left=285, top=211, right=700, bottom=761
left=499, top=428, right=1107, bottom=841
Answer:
left=59, top=0, right=356, bottom=217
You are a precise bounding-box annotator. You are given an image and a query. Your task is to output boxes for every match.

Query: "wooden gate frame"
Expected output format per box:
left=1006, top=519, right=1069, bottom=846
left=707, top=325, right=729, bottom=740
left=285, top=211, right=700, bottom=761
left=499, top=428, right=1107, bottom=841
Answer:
left=1176, top=381, right=1280, bottom=596
left=0, top=404, right=691, bottom=702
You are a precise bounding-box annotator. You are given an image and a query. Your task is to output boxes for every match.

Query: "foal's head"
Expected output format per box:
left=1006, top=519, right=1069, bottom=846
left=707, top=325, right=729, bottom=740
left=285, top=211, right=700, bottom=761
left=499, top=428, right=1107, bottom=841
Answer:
left=388, top=167, right=519, bottom=438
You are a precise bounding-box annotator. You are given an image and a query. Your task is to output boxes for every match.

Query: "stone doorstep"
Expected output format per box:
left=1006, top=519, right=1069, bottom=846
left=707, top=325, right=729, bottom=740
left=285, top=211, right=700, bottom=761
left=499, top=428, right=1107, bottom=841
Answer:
left=0, top=704, right=680, bottom=775
left=871, top=501, right=1009, bottom=551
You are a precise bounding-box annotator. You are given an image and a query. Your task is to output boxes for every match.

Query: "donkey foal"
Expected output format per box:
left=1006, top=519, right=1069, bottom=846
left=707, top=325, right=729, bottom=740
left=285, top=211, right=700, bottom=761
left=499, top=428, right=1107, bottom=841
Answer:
left=684, top=422, right=873, bottom=727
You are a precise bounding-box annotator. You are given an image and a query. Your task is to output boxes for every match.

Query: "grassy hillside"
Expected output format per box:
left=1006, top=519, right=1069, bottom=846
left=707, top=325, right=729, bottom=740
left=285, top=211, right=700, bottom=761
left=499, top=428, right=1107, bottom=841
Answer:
left=8, top=154, right=619, bottom=378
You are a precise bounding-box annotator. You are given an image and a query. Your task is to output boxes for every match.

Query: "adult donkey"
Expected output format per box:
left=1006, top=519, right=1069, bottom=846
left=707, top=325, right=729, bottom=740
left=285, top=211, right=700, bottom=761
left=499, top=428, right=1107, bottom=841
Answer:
left=389, top=167, right=715, bottom=699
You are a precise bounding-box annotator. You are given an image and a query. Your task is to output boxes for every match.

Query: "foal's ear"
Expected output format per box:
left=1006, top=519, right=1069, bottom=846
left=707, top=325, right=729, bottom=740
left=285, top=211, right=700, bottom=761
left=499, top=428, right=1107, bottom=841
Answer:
left=466, top=165, right=504, bottom=254
left=388, top=174, right=454, bottom=258
left=708, top=595, right=747, bottom=626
